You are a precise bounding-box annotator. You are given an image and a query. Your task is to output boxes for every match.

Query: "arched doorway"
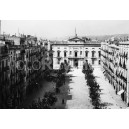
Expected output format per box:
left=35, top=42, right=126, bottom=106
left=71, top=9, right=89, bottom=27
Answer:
left=74, top=59, right=78, bottom=67
left=74, top=51, right=78, bottom=57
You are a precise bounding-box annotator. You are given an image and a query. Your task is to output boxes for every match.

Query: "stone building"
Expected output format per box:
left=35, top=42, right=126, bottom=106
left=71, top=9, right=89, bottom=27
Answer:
left=52, top=32, right=101, bottom=69
left=0, top=35, right=46, bottom=108
left=101, top=40, right=129, bottom=105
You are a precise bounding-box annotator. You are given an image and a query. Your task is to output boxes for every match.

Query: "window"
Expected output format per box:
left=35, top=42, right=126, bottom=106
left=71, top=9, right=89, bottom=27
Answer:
left=98, top=51, right=101, bottom=57
left=98, top=60, right=101, bottom=65
left=75, top=52, right=77, bottom=57
left=92, top=59, right=94, bottom=65
left=85, top=51, right=88, bottom=57
left=80, top=51, right=82, bottom=55
left=57, top=59, right=60, bottom=64
left=70, top=51, right=72, bottom=55
left=92, top=51, right=95, bottom=57
left=64, top=51, right=67, bottom=57
left=57, top=51, right=60, bottom=57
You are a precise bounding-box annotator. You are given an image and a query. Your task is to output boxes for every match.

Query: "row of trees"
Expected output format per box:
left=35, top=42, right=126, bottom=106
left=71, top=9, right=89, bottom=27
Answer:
left=28, top=92, right=57, bottom=109
left=27, top=62, right=68, bottom=109
left=83, top=62, right=102, bottom=109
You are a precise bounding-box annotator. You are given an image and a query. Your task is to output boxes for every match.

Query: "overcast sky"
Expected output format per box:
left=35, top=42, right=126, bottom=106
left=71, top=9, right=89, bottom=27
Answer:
left=1, top=20, right=129, bottom=39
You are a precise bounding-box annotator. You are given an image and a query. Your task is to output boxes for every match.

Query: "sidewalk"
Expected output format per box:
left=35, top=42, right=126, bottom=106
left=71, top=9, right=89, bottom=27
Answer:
left=93, top=67, right=127, bottom=109
left=54, top=68, right=93, bottom=109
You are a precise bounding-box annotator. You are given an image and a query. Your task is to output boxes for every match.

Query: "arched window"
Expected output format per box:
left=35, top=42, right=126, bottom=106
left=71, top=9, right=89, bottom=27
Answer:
left=64, top=51, right=67, bottom=57
left=57, top=51, right=60, bottom=57
left=74, top=51, right=78, bottom=57
left=92, top=51, right=95, bottom=57
left=98, top=51, right=101, bottom=57
left=85, top=51, right=88, bottom=57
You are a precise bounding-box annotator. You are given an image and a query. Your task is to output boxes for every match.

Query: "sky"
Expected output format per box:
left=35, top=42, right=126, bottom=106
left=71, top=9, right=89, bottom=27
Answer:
left=1, top=20, right=129, bottom=40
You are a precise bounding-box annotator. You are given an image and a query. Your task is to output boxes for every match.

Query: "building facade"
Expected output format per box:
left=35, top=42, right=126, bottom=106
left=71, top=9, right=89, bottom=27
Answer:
left=52, top=33, right=101, bottom=69
left=101, top=41, right=129, bottom=105
left=0, top=35, right=51, bottom=108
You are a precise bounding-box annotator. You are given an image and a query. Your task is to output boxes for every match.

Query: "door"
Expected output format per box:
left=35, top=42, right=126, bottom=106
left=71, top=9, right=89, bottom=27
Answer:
left=74, top=59, right=78, bottom=67
left=75, top=51, right=78, bottom=57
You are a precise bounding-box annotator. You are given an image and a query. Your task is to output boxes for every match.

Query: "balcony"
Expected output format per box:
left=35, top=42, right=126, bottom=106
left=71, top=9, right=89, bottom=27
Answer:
left=91, top=56, right=97, bottom=59
left=57, top=56, right=62, bottom=59
left=68, top=56, right=84, bottom=59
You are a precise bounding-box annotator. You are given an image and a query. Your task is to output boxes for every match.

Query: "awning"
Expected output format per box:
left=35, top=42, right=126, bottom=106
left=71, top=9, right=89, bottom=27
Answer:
left=117, top=90, right=124, bottom=95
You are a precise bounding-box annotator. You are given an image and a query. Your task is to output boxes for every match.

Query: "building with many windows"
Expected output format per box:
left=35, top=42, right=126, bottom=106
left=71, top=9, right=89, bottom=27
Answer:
left=52, top=32, right=101, bottom=69
left=101, top=40, right=129, bottom=105
left=0, top=35, right=49, bottom=108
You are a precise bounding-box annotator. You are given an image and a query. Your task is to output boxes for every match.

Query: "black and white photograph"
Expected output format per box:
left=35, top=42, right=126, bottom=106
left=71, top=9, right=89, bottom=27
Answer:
left=1, top=20, right=129, bottom=109
left=1, top=0, right=129, bottom=129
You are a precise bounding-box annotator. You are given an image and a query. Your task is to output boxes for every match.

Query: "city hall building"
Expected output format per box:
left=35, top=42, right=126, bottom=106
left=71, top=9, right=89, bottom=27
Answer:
left=52, top=32, right=101, bottom=69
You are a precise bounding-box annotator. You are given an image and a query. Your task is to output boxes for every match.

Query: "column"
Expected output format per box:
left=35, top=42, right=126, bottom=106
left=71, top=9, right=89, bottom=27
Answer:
left=71, top=59, right=74, bottom=67
left=78, top=60, right=81, bottom=67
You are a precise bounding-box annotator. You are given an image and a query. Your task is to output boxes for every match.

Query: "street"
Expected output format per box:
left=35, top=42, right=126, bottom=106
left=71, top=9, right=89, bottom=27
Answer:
left=65, top=67, right=127, bottom=109
left=22, top=67, right=127, bottom=109
left=93, top=67, right=127, bottom=109
left=66, top=68, right=93, bottom=109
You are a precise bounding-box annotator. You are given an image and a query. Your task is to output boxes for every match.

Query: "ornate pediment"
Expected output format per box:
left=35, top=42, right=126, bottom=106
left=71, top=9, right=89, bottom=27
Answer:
left=68, top=36, right=85, bottom=42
